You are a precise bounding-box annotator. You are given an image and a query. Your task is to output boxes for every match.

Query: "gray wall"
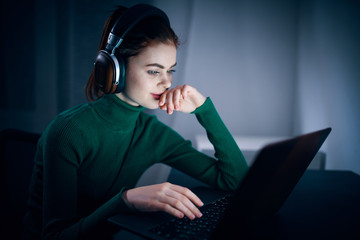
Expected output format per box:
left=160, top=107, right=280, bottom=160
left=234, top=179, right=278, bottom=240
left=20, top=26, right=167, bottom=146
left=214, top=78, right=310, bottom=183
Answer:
left=294, top=0, right=360, bottom=173
left=1, top=0, right=359, bottom=175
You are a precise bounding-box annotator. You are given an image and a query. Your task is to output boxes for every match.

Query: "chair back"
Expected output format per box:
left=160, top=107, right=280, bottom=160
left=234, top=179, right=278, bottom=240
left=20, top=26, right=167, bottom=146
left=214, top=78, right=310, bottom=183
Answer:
left=0, top=129, right=40, bottom=239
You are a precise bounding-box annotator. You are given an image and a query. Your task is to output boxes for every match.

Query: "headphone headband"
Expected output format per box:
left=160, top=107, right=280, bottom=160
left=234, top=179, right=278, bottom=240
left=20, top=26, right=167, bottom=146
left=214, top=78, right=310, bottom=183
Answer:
left=105, top=4, right=170, bottom=53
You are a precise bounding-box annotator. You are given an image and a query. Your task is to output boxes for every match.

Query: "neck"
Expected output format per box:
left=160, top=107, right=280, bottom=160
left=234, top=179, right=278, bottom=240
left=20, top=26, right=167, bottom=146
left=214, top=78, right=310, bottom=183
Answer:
left=116, top=91, right=140, bottom=107
left=93, top=94, right=144, bottom=131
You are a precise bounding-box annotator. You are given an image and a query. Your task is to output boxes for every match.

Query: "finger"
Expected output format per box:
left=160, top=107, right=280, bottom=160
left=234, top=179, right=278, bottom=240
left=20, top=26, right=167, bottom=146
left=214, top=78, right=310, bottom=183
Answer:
left=173, top=89, right=181, bottom=110
left=159, top=91, right=167, bottom=107
left=164, top=189, right=202, bottom=219
left=160, top=105, right=167, bottom=111
left=157, top=183, right=203, bottom=219
left=158, top=202, right=185, bottom=219
left=166, top=91, right=174, bottom=114
left=181, top=84, right=191, bottom=100
left=170, top=184, right=204, bottom=207
left=162, top=194, right=197, bottom=219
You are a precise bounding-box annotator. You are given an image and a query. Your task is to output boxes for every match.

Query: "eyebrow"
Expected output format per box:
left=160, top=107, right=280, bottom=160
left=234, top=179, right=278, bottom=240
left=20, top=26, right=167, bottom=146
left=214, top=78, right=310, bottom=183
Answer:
left=145, top=62, right=177, bottom=69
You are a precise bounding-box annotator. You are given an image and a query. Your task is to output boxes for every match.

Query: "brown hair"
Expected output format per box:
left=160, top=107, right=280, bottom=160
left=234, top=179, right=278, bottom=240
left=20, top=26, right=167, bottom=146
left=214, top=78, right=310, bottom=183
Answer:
left=85, top=6, right=179, bottom=101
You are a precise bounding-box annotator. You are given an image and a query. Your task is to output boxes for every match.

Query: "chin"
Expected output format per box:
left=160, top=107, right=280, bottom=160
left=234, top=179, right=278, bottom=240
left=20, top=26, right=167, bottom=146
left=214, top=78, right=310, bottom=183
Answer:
left=147, top=105, right=159, bottom=110
left=143, top=102, right=159, bottom=110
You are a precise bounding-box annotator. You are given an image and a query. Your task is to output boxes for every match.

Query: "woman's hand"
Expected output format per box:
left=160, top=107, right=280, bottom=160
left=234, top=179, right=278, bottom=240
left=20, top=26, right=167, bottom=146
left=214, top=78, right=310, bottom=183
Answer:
left=123, top=182, right=204, bottom=220
left=159, top=84, right=206, bottom=114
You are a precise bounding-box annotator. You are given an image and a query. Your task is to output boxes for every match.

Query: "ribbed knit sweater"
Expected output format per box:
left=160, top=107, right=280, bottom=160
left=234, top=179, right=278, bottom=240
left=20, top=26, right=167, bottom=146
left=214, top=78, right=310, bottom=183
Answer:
left=24, top=94, right=248, bottom=239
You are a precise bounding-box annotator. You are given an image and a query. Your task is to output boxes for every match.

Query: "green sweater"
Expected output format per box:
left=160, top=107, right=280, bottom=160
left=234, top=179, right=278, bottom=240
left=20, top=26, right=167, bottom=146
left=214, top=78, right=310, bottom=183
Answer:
left=24, top=94, right=248, bottom=239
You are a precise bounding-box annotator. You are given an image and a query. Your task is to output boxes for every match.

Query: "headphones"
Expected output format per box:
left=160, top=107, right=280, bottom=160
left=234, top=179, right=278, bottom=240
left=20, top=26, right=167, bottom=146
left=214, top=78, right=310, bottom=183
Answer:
left=94, top=4, right=170, bottom=94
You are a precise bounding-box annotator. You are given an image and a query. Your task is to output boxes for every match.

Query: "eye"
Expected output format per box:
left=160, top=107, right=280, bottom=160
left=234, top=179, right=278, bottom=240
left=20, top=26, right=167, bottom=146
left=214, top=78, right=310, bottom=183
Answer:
left=167, top=69, right=176, bottom=74
left=147, top=70, right=160, bottom=76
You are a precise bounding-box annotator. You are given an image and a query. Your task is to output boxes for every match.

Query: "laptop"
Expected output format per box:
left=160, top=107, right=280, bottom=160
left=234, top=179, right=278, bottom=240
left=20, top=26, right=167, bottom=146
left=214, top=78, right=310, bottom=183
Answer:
left=109, top=127, right=332, bottom=239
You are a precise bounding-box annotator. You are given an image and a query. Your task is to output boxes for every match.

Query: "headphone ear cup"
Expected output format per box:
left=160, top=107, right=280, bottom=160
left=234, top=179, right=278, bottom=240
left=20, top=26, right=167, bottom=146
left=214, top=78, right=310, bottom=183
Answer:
left=114, top=54, right=126, bottom=93
left=94, top=51, right=117, bottom=94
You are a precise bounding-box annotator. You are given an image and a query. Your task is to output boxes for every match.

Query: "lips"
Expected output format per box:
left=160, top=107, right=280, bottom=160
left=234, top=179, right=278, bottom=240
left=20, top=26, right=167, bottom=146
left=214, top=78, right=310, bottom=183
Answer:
left=151, top=93, right=162, bottom=100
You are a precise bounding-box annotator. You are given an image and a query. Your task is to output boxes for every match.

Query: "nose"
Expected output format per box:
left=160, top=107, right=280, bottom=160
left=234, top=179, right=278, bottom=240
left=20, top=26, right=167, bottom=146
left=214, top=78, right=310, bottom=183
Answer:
left=159, top=74, right=172, bottom=89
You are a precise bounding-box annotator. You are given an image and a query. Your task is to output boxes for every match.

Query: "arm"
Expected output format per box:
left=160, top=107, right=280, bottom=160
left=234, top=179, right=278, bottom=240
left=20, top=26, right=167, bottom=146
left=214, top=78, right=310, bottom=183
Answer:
left=41, top=120, right=130, bottom=239
left=159, top=84, right=249, bottom=190
left=124, top=85, right=248, bottom=220
left=160, top=99, right=249, bottom=190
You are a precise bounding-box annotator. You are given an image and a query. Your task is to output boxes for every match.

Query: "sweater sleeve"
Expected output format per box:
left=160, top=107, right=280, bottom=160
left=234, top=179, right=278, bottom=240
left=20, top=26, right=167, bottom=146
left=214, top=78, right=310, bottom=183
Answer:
left=41, top=120, right=131, bottom=240
left=160, top=97, right=249, bottom=191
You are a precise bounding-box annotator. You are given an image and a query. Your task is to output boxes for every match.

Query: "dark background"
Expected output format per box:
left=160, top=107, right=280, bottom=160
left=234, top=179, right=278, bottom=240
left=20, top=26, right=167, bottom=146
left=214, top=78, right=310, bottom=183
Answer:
left=1, top=0, right=359, bottom=175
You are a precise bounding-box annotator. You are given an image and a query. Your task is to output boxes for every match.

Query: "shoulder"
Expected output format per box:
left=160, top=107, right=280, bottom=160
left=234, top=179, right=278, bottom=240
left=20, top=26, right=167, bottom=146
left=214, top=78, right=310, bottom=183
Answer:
left=57, top=102, right=94, bottom=122
left=42, top=103, right=94, bottom=144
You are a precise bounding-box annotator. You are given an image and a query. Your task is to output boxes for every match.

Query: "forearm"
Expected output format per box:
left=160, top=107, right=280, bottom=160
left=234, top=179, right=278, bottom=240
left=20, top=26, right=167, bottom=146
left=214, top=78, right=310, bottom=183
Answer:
left=192, top=97, right=249, bottom=189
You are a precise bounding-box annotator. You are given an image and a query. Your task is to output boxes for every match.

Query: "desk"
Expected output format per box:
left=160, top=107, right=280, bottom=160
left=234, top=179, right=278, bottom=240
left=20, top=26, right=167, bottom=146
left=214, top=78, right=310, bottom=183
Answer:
left=111, top=170, right=360, bottom=239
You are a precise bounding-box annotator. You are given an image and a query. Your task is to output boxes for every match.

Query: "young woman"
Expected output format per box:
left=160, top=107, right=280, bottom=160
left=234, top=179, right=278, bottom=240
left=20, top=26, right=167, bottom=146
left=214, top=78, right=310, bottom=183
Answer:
left=23, top=4, right=248, bottom=240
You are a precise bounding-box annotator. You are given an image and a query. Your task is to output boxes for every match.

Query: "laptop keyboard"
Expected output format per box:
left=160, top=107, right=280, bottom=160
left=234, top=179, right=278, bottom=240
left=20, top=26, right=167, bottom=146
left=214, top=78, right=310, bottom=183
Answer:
left=149, top=194, right=233, bottom=240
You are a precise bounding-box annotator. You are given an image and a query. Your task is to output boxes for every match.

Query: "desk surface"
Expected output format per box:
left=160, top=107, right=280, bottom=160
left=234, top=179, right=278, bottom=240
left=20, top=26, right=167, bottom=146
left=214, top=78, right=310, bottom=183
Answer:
left=111, top=170, right=360, bottom=240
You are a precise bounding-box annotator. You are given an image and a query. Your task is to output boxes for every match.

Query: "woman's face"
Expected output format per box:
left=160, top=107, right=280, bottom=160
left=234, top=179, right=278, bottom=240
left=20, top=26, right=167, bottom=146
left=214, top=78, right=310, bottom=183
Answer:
left=117, top=42, right=177, bottom=109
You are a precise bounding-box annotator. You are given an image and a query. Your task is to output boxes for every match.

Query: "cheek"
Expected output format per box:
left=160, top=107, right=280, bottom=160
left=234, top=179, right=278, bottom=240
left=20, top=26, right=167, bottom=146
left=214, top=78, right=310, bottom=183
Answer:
left=126, top=73, right=151, bottom=94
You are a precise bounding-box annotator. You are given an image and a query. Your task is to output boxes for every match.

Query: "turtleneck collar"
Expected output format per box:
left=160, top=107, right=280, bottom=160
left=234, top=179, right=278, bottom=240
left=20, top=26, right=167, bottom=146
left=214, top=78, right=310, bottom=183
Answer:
left=92, top=94, right=145, bottom=131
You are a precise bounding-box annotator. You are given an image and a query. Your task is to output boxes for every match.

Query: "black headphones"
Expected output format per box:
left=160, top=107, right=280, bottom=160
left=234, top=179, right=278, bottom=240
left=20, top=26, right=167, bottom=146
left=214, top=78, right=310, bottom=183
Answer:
left=94, top=4, right=170, bottom=94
